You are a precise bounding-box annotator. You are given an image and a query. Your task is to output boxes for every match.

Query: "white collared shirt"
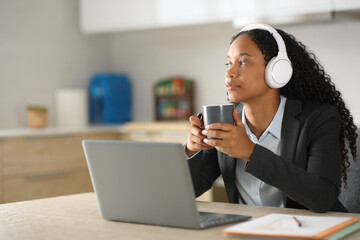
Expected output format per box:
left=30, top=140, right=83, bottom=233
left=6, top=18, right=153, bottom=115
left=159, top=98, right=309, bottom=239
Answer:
left=235, top=95, right=287, bottom=207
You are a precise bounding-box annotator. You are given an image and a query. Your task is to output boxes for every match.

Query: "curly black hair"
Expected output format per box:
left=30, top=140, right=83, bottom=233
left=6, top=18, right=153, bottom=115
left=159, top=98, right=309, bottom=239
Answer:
left=231, top=28, right=357, bottom=188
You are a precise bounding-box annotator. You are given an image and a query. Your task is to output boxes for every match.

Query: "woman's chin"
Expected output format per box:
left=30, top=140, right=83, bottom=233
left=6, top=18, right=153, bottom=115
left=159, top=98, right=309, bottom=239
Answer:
left=226, top=90, right=243, bottom=103
left=228, top=95, right=241, bottom=103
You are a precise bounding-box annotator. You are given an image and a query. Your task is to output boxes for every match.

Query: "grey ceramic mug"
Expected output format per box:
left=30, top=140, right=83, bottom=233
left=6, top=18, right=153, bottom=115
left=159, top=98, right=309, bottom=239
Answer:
left=202, top=104, right=235, bottom=139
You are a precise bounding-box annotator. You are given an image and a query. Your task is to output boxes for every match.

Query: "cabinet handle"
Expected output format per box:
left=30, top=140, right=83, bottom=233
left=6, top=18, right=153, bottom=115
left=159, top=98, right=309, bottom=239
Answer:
left=130, top=130, right=149, bottom=138
left=25, top=134, right=71, bottom=139
left=26, top=170, right=72, bottom=179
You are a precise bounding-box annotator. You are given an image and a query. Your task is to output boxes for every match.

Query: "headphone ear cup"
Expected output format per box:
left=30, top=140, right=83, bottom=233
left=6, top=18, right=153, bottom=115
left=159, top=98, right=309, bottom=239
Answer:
left=265, top=57, right=293, bottom=88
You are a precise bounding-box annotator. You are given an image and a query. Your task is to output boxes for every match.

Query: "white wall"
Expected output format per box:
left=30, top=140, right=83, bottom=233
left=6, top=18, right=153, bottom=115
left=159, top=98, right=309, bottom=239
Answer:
left=1, top=0, right=360, bottom=128
left=111, top=23, right=235, bottom=122
left=112, top=20, right=360, bottom=123
left=284, top=21, right=360, bottom=123
left=0, top=0, right=112, bottom=129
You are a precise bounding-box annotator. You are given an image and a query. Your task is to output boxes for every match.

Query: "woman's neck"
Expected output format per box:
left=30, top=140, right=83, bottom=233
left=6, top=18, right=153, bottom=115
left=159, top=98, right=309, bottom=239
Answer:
left=243, top=94, right=281, bottom=139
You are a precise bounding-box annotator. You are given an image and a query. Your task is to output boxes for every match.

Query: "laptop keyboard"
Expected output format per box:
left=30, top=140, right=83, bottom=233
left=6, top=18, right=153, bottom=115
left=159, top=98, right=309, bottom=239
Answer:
left=199, top=211, right=251, bottom=229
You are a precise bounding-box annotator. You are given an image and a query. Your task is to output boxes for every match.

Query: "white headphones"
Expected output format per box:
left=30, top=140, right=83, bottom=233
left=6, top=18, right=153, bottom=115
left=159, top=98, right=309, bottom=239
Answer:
left=239, top=23, right=293, bottom=88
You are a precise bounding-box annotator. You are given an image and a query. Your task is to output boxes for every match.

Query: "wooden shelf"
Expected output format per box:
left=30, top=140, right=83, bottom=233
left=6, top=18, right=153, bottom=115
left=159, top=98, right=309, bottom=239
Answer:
left=154, top=78, right=194, bottom=121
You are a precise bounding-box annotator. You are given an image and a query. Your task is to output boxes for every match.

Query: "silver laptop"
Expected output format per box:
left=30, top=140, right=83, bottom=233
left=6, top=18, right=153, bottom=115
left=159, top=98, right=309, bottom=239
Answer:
left=82, top=140, right=250, bottom=229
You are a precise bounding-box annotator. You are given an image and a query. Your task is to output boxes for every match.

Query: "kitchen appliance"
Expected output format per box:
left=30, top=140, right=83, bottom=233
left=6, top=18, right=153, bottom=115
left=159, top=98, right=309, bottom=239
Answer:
left=89, top=74, right=132, bottom=125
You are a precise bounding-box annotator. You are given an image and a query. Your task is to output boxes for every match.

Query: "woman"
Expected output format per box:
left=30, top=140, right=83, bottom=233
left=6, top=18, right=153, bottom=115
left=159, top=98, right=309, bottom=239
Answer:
left=185, top=24, right=357, bottom=213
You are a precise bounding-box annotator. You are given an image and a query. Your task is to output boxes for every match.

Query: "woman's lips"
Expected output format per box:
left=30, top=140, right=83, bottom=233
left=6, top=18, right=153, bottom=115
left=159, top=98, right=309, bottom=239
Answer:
left=226, top=83, right=240, bottom=91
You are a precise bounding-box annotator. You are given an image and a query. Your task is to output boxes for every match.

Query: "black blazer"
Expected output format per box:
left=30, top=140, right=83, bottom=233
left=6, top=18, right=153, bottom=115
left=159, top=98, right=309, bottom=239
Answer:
left=188, top=99, right=347, bottom=213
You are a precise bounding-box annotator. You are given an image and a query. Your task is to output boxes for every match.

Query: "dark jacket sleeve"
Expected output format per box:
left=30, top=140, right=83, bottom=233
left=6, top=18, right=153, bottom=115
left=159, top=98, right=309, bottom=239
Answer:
left=187, top=147, right=221, bottom=197
left=246, top=105, right=342, bottom=212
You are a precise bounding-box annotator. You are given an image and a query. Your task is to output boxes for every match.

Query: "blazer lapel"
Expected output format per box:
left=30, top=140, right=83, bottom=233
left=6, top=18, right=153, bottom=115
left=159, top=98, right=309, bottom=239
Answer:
left=221, top=153, right=236, bottom=181
left=280, top=99, right=302, bottom=162
left=218, top=151, right=238, bottom=203
left=218, top=103, right=242, bottom=203
left=221, top=100, right=302, bottom=203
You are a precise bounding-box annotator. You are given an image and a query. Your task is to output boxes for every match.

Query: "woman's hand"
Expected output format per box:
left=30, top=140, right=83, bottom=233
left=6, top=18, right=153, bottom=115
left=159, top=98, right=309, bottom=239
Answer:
left=202, top=109, right=255, bottom=160
left=186, top=115, right=213, bottom=157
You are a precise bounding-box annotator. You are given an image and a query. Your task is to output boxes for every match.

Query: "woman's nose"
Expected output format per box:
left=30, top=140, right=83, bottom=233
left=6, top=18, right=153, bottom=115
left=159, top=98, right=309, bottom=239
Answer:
left=225, top=70, right=232, bottom=79
left=225, top=67, right=236, bottom=79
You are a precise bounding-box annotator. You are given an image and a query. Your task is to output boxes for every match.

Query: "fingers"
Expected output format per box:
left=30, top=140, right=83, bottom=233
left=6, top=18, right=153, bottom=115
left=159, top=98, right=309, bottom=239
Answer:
left=188, top=141, right=213, bottom=151
left=201, top=124, right=237, bottom=149
left=205, top=110, right=243, bottom=131
left=189, top=115, right=204, bottom=129
left=205, top=122, right=234, bottom=132
left=186, top=115, right=213, bottom=152
left=233, top=109, right=243, bottom=126
left=187, top=136, right=213, bottom=151
left=202, top=128, right=228, bottom=140
left=189, top=133, right=210, bottom=148
left=202, top=135, right=237, bottom=157
left=188, top=118, right=205, bottom=138
left=203, top=138, right=229, bottom=155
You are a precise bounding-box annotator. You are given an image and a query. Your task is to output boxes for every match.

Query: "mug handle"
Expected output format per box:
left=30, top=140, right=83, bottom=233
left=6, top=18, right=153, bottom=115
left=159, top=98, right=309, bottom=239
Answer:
left=196, top=113, right=204, bottom=130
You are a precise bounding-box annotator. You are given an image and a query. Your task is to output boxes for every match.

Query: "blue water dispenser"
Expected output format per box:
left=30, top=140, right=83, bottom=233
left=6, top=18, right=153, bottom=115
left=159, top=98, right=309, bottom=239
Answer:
left=89, top=74, right=132, bottom=124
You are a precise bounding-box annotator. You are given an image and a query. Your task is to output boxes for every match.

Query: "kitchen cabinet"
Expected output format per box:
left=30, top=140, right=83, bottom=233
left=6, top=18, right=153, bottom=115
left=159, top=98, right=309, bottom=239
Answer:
left=79, top=0, right=233, bottom=33
left=80, top=0, right=157, bottom=33
left=333, top=0, right=360, bottom=11
left=0, top=132, right=119, bottom=203
left=154, top=0, right=233, bottom=27
left=80, top=0, right=360, bottom=33
left=232, top=0, right=333, bottom=27
left=0, top=123, right=221, bottom=203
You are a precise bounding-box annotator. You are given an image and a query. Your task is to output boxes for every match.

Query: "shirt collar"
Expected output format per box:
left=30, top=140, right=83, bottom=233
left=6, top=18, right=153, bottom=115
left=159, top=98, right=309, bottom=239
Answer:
left=242, top=96, right=287, bottom=142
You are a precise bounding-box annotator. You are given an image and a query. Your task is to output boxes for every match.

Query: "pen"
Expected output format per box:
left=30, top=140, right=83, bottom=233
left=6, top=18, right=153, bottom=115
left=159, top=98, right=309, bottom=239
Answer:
left=292, top=216, right=302, bottom=227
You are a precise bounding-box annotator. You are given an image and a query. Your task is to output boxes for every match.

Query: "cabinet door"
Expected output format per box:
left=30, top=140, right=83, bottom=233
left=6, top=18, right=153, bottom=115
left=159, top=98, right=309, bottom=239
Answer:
left=3, top=169, right=93, bottom=203
left=1, top=132, right=119, bottom=203
left=233, top=0, right=332, bottom=27
left=80, top=0, right=157, bottom=33
left=2, top=133, right=119, bottom=176
left=80, top=0, right=233, bottom=33
left=155, top=0, right=233, bottom=27
left=3, top=136, right=87, bottom=176
left=333, top=0, right=360, bottom=11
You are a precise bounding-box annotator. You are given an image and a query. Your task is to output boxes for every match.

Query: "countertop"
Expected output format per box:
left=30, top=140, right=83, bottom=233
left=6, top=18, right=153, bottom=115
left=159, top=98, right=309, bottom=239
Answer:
left=0, top=121, right=189, bottom=139
left=0, top=125, right=125, bottom=139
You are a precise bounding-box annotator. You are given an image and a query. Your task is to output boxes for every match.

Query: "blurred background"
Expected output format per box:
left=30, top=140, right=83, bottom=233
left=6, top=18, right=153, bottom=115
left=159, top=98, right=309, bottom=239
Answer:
left=0, top=0, right=360, bottom=206
left=0, top=0, right=360, bottom=128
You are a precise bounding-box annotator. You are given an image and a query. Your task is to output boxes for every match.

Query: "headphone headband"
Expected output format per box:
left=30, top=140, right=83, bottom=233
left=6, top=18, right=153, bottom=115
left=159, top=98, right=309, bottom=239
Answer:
left=239, top=23, right=287, bottom=55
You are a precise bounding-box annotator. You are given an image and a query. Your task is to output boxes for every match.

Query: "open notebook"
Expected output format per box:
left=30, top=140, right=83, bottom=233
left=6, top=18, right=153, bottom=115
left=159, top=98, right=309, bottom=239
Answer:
left=224, top=213, right=359, bottom=239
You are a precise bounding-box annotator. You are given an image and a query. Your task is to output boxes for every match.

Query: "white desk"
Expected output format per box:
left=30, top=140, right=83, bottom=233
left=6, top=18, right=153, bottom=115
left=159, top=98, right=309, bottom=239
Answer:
left=1, top=193, right=359, bottom=240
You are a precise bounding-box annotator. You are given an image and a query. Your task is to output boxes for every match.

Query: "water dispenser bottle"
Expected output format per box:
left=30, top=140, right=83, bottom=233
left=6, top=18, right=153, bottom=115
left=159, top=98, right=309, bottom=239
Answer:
left=89, top=74, right=132, bottom=124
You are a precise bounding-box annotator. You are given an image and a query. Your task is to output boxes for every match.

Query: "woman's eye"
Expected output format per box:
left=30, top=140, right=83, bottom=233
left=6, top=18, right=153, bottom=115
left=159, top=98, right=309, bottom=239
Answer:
left=225, top=63, right=231, bottom=68
left=239, top=61, right=247, bottom=65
